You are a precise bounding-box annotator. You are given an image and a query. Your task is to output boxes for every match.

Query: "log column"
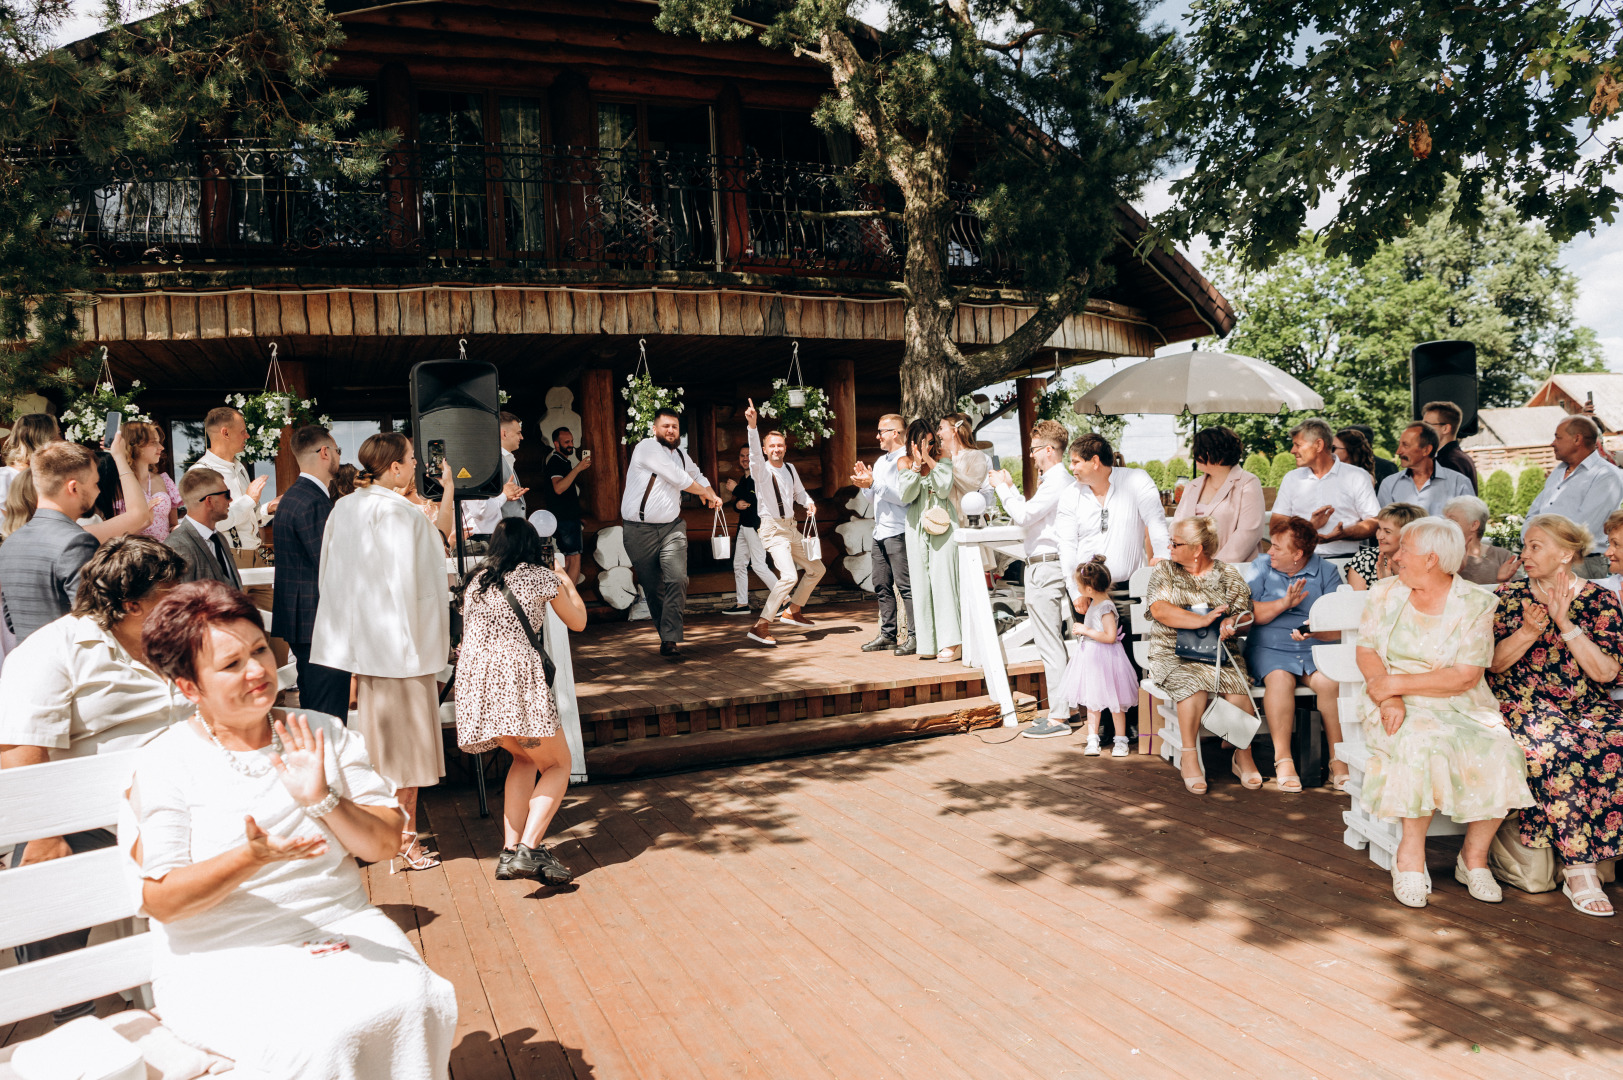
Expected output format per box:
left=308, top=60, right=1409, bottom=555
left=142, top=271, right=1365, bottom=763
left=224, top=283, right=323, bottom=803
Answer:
left=695, top=401, right=720, bottom=494
left=1017, top=376, right=1042, bottom=498
left=580, top=368, right=620, bottom=524
left=822, top=357, right=857, bottom=499
left=714, top=82, right=749, bottom=266
left=273, top=360, right=310, bottom=500
left=377, top=63, right=418, bottom=246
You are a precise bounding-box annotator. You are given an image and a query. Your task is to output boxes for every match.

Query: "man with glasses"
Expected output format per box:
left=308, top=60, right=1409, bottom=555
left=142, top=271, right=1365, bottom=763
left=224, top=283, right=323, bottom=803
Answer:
left=271, top=425, right=351, bottom=719
left=852, top=413, right=916, bottom=655
left=990, top=420, right=1080, bottom=738
left=164, top=468, right=242, bottom=588
left=1057, top=432, right=1170, bottom=590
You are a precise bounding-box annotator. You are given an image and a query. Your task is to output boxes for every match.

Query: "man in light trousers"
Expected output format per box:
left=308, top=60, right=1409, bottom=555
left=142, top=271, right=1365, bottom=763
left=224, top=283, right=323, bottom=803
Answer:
left=743, top=398, right=825, bottom=647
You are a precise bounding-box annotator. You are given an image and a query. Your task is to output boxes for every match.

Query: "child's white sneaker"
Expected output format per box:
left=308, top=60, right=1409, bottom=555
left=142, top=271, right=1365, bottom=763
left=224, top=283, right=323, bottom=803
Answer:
left=1083, top=734, right=1102, bottom=756
left=1112, top=736, right=1130, bottom=758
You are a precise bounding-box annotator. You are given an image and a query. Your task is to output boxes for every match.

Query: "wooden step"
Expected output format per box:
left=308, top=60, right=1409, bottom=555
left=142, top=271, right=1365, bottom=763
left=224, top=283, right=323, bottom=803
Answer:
left=584, top=692, right=1039, bottom=778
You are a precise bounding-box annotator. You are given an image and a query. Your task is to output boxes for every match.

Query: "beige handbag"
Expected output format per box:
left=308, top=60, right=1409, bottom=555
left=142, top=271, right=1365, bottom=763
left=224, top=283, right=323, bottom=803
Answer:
left=920, top=505, right=952, bottom=535
left=1487, top=813, right=1557, bottom=893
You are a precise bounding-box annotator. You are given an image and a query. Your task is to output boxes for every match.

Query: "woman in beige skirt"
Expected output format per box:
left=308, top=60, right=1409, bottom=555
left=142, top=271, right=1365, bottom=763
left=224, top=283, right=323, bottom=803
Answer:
left=312, top=432, right=452, bottom=870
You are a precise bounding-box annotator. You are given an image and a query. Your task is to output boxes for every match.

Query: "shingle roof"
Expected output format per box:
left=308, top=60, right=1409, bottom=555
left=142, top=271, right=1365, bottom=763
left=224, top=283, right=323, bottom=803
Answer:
left=1461, top=406, right=1571, bottom=449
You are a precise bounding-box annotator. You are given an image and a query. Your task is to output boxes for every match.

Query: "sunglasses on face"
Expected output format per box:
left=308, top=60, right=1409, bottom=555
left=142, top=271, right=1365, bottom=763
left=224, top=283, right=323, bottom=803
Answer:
left=201, top=490, right=231, bottom=501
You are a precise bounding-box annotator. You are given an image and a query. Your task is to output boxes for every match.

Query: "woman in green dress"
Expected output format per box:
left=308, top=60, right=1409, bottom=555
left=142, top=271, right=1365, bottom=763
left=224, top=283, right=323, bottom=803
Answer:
left=897, top=418, right=961, bottom=662
left=1357, top=516, right=1534, bottom=910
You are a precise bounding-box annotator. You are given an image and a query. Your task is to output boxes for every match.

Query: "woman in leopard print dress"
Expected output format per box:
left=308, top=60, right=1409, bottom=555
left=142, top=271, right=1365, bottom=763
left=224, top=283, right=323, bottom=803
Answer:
left=456, top=518, right=587, bottom=884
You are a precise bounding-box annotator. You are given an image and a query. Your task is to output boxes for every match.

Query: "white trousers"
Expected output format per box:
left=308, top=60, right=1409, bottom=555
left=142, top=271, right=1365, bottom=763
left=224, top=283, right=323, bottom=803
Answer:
left=732, top=526, right=778, bottom=607
left=759, top=515, right=826, bottom=614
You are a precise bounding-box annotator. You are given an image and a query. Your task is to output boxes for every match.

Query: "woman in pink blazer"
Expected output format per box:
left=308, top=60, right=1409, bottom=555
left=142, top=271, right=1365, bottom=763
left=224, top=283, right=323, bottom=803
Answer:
left=1174, top=427, right=1267, bottom=565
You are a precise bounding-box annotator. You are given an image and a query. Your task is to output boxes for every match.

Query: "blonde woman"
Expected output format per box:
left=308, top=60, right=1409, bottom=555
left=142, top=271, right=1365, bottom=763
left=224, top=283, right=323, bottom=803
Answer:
left=1346, top=503, right=1425, bottom=590
left=0, top=413, right=59, bottom=504
left=112, top=421, right=180, bottom=542
left=937, top=412, right=990, bottom=518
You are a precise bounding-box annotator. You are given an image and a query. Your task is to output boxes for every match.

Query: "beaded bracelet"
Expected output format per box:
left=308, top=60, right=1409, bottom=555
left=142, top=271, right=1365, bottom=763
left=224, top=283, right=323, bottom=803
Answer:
left=1561, top=625, right=1584, bottom=642
left=303, top=789, right=341, bottom=817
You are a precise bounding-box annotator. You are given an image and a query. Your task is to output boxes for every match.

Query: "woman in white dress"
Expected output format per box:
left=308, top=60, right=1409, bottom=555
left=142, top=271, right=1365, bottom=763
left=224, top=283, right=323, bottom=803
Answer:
left=312, top=433, right=451, bottom=870
left=938, top=412, right=991, bottom=518
left=456, top=518, right=587, bottom=884
left=124, top=580, right=456, bottom=1078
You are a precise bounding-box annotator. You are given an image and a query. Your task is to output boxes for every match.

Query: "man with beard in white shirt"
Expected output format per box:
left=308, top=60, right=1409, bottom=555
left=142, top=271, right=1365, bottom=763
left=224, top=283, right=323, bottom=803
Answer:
left=990, top=420, right=1081, bottom=739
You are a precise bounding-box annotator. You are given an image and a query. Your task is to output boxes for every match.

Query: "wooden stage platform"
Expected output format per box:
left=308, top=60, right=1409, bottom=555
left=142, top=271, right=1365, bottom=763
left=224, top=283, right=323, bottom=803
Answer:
left=8, top=732, right=1622, bottom=1077
left=570, top=601, right=1045, bottom=771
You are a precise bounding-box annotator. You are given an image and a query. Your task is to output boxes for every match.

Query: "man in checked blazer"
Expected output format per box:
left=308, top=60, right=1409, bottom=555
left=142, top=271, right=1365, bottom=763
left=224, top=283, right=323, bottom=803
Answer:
left=165, top=468, right=243, bottom=589
left=271, top=425, right=351, bottom=721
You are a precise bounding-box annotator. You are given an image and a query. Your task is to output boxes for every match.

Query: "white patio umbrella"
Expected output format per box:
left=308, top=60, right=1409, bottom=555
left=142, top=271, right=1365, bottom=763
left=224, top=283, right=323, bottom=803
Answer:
left=1074, top=350, right=1323, bottom=417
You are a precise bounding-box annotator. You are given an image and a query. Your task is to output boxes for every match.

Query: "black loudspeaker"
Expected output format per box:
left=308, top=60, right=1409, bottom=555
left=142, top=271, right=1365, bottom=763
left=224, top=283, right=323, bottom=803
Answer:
left=1410, top=340, right=1479, bottom=438
left=409, top=360, right=503, bottom=499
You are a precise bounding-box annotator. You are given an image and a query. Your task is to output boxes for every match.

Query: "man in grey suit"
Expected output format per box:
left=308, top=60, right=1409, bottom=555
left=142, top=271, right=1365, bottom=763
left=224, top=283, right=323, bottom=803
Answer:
left=164, top=468, right=243, bottom=589
left=0, top=442, right=99, bottom=642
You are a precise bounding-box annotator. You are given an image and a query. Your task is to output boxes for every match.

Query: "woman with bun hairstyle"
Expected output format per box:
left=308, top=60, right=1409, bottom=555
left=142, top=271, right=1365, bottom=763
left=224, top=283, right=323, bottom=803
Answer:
left=311, top=432, right=454, bottom=872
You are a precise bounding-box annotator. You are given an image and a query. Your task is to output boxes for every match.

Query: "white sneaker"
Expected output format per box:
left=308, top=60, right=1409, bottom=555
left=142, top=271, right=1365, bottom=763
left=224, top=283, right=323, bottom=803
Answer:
left=1112, top=737, right=1130, bottom=758
left=1083, top=734, right=1101, bottom=756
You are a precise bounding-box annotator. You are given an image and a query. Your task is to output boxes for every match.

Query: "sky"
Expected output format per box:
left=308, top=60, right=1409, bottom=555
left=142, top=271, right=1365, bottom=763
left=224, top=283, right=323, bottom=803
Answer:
left=48, top=1, right=1623, bottom=463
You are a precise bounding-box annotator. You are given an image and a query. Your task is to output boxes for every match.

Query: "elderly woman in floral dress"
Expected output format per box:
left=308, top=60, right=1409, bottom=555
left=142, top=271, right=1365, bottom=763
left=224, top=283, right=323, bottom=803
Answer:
left=1488, top=513, right=1623, bottom=917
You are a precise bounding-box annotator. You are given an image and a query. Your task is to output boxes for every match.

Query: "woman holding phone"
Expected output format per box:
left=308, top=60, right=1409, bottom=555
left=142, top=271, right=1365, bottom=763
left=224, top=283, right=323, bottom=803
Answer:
left=897, top=419, right=961, bottom=662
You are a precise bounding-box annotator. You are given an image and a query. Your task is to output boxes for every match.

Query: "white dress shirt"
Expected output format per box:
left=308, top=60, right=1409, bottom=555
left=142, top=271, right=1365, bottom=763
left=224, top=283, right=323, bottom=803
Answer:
left=0, top=614, right=184, bottom=759
left=1273, top=459, right=1381, bottom=556
left=747, top=427, right=814, bottom=521
left=995, top=462, right=1077, bottom=558
left=189, top=449, right=269, bottom=551
left=298, top=471, right=330, bottom=496
left=1057, top=466, right=1170, bottom=595
left=870, top=449, right=908, bottom=541
left=1524, top=448, right=1623, bottom=555
left=620, top=437, right=708, bottom=525
left=472, top=449, right=522, bottom=533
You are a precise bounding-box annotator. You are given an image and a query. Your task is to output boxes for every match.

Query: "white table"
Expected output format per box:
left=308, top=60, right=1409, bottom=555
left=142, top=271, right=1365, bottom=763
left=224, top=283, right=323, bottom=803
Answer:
left=241, top=557, right=587, bottom=781
left=955, top=525, right=1024, bottom=726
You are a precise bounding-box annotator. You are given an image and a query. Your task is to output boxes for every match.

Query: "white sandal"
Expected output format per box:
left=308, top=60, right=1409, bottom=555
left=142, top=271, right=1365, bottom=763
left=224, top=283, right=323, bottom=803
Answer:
left=1391, top=861, right=1432, bottom=908
left=1561, top=864, right=1615, bottom=917
left=1179, top=745, right=1206, bottom=795
left=1454, top=856, right=1502, bottom=903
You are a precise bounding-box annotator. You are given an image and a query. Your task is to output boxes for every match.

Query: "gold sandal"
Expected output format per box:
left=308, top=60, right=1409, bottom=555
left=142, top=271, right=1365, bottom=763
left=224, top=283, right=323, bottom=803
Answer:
left=1274, top=758, right=1304, bottom=794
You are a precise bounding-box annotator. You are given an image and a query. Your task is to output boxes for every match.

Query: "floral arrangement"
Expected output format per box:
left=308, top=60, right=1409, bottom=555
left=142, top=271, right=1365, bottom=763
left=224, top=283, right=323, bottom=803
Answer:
left=228, top=391, right=332, bottom=462
left=622, top=370, right=682, bottom=444
left=1484, top=514, right=1525, bottom=553
left=759, top=378, right=834, bottom=446
left=60, top=380, right=151, bottom=445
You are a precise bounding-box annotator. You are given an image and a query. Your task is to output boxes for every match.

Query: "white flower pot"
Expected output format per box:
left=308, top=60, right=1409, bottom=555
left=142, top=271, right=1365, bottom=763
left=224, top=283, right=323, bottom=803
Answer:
left=787, top=388, right=807, bottom=408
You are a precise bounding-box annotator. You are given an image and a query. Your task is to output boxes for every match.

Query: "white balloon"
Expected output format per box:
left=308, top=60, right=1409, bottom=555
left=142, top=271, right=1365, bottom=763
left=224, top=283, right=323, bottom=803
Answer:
left=961, top=491, right=988, bottom=518
left=527, top=509, right=558, bottom=537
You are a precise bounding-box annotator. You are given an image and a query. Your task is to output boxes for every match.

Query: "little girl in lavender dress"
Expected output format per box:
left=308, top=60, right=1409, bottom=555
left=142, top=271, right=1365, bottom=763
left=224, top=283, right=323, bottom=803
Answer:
left=1056, top=556, right=1141, bottom=757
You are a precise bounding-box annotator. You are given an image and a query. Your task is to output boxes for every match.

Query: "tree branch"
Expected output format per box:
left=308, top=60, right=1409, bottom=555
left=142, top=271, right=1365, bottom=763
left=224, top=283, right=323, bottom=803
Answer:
left=786, top=208, right=905, bottom=222
left=958, top=275, right=1091, bottom=386
left=980, top=27, right=1086, bottom=53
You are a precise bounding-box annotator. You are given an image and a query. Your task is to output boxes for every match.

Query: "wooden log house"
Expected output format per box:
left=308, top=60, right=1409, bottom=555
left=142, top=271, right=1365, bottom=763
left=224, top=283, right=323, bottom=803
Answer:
left=52, top=0, right=1235, bottom=609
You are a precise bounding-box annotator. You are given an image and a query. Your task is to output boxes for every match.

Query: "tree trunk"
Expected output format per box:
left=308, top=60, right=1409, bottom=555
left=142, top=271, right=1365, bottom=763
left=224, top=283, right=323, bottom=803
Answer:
left=897, top=184, right=963, bottom=424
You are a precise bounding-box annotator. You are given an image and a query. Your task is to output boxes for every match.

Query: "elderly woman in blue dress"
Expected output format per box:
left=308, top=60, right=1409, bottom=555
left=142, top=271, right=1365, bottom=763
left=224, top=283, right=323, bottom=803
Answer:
left=1242, top=515, right=1349, bottom=793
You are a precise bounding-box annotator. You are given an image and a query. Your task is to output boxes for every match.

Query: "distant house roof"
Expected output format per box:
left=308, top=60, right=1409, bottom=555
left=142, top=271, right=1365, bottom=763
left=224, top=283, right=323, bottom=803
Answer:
left=1461, top=406, right=1571, bottom=449
left=1526, top=373, right=1623, bottom=432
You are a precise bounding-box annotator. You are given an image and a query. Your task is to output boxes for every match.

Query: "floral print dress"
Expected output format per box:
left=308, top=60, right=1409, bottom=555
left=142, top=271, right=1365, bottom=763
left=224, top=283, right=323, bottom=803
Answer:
left=1487, top=579, right=1623, bottom=862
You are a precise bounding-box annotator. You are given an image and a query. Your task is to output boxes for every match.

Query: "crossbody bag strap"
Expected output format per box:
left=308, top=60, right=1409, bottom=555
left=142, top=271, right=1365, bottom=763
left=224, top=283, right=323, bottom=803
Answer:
left=500, top=583, right=556, bottom=685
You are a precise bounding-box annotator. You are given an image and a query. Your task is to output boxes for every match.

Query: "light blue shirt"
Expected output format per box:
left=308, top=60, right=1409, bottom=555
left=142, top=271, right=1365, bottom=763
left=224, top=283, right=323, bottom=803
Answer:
left=1523, top=449, right=1623, bottom=555
left=1377, top=464, right=1475, bottom=516
left=871, top=449, right=907, bottom=541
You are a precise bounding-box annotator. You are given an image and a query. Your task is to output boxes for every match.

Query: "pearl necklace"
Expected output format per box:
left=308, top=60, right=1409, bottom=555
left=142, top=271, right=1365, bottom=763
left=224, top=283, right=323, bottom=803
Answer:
left=198, top=712, right=281, bottom=777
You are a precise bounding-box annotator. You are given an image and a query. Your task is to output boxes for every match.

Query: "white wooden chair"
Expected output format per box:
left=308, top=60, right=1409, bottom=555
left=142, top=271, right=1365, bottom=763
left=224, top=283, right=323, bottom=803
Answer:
left=0, top=752, right=151, bottom=1027
left=1307, top=588, right=1465, bottom=870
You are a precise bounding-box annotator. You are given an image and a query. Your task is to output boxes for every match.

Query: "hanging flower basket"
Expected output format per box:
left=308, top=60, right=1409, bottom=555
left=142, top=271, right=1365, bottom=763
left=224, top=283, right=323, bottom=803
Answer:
left=229, top=345, right=332, bottom=463
left=621, top=339, right=683, bottom=444
left=759, top=342, right=833, bottom=446
left=60, top=347, right=150, bottom=445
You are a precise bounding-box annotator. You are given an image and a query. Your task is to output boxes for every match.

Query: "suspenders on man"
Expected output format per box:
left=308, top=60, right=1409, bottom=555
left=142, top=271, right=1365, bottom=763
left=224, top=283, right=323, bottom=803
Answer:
left=743, top=400, right=825, bottom=647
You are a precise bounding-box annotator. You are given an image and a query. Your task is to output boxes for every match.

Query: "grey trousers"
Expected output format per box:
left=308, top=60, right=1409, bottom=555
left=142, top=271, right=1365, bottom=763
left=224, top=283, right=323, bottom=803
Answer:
left=625, top=519, right=690, bottom=644
left=1024, top=561, right=1071, bottom=720
left=871, top=533, right=913, bottom=641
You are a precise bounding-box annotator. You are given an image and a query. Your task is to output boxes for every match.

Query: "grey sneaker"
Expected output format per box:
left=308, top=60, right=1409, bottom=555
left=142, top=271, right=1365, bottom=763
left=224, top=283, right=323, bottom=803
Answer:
left=1023, top=718, right=1072, bottom=739
left=508, top=843, right=574, bottom=886
left=494, top=848, right=518, bottom=880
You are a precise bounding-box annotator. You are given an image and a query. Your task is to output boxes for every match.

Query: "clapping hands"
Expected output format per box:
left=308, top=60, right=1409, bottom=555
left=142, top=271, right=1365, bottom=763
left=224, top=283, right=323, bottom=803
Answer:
left=1284, top=578, right=1308, bottom=610
left=1521, top=598, right=1550, bottom=638
left=244, top=815, right=327, bottom=866
left=269, top=714, right=329, bottom=808
left=851, top=460, right=874, bottom=488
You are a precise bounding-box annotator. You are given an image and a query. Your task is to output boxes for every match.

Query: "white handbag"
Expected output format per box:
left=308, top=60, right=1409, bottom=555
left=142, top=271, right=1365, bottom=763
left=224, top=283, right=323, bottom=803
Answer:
left=1201, top=614, right=1261, bottom=748
left=800, top=515, right=822, bottom=561
left=709, top=507, right=731, bottom=560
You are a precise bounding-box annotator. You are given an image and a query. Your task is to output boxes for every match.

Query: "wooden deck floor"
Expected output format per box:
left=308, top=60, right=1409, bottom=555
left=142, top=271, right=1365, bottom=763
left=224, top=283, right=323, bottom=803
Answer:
left=357, top=732, right=1623, bottom=1080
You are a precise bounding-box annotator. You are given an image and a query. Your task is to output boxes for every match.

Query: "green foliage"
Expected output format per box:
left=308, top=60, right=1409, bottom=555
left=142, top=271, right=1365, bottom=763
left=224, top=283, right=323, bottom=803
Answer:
left=1482, top=470, right=1516, bottom=520
left=1164, top=457, right=1191, bottom=481
left=1269, top=452, right=1297, bottom=488
left=1142, top=460, right=1168, bottom=490
left=1243, top=452, right=1272, bottom=478
left=1515, top=467, right=1547, bottom=517
left=0, top=0, right=387, bottom=416
left=1119, top=0, right=1623, bottom=269
left=1195, top=187, right=1603, bottom=456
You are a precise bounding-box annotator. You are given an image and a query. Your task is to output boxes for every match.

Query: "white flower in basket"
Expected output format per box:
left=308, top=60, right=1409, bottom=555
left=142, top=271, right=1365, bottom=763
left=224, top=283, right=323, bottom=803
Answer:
left=620, top=340, right=684, bottom=444
left=60, top=371, right=150, bottom=446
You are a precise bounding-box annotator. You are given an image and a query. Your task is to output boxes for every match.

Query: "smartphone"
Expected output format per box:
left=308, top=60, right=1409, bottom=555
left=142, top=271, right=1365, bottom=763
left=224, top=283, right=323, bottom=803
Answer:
left=1589, top=391, right=1595, bottom=407
left=580, top=448, right=591, bottom=460
left=426, top=438, right=446, bottom=476
left=102, top=410, right=122, bottom=446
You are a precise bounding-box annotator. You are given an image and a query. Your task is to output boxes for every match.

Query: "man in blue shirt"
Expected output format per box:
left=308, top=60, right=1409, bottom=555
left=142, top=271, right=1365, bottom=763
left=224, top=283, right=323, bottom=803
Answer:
left=852, top=413, right=915, bottom=655
left=1376, top=423, right=1474, bottom=515
left=1524, top=414, right=1623, bottom=578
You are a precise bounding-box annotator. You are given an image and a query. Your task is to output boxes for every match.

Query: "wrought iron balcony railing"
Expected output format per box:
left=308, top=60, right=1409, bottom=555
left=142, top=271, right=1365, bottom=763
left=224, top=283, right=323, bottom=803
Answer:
left=35, top=141, right=1019, bottom=285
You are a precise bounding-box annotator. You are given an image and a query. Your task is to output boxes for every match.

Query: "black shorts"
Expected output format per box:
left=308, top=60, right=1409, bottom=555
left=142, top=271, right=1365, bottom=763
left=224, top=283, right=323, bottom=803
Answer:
left=555, top=517, right=584, bottom=555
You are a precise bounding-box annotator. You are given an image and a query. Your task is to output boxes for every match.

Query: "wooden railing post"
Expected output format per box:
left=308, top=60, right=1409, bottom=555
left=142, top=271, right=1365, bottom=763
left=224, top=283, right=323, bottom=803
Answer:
left=822, top=357, right=857, bottom=499
left=580, top=368, right=621, bottom=525
left=1018, top=376, right=1042, bottom=498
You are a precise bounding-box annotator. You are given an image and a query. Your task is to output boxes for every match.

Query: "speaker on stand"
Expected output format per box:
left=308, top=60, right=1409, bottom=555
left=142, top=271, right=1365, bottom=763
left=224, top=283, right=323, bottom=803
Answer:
left=409, top=357, right=503, bottom=587
left=1410, top=340, right=1478, bottom=437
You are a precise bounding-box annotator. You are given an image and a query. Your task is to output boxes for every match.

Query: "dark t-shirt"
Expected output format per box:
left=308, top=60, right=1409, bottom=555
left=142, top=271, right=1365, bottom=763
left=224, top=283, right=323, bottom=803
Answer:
left=546, top=452, right=583, bottom=521
left=1436, top=441, right=1479, bottom=493
left=1371, top=454, right=1399, bottom=486
left=733, top=477, right=762, bottom=530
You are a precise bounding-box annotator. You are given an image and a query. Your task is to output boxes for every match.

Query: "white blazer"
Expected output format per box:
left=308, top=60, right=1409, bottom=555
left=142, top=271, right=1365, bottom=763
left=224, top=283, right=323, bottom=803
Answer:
left=310, top=483, right=450, bottom=678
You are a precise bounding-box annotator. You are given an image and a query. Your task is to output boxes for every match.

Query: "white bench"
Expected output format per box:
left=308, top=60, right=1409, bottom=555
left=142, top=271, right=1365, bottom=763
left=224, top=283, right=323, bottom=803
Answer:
left=1308, top=587, right=1465, bottom=870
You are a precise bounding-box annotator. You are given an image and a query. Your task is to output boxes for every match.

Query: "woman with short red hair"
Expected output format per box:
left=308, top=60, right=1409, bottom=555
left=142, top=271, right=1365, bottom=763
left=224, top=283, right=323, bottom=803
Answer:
left=122, top=580, right=456, bottom=1077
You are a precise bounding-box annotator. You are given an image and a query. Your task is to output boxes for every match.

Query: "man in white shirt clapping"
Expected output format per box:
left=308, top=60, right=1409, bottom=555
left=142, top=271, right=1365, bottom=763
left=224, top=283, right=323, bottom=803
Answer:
left=1271, top=417, right=1379, bottom=556
left=743, top=398, right=825, bottom=648
left=1057, top=432, right=1170, bottom=590
left=990, top=419, right=1081, bottom=739
left=852, top=413, right=915, bottom=655
left=620, top=408, right=722, bottom=660
left=188, top=406, right=272, bottom=555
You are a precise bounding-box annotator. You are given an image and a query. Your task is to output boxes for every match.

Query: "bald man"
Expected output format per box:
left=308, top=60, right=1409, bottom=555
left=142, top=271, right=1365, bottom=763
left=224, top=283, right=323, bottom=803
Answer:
left=1523, top=414, right=1623, bottom=578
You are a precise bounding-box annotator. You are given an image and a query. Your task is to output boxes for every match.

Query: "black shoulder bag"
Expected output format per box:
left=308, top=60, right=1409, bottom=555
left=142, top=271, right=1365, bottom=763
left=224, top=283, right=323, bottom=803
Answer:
left=500, top=584, right=557, bottom=688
